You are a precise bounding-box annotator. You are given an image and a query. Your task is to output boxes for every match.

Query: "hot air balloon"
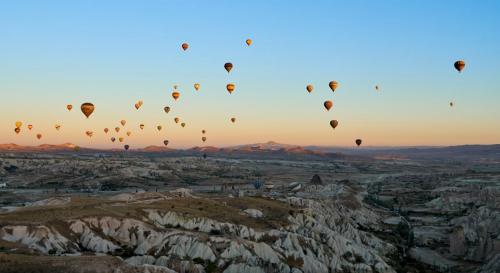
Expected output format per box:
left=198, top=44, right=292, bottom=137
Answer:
left=202, top=136, right=207, bottom=142
left=139, top=124, right=144, bottom=130
left=124, top=145, right=130, bottom=151
left=163, top=140, right=169, bottom=146
left=157, top=125, right=162, bottom=131
left=246, top=39, right=252, bottom=46
left=329, top=81, right=338, bottom=92
left=14, top=128, right=20, bottom=134
left=85, top=131, right=93, bottom=138
left=104, top=128, right=109, bottom=134
left=115, top=127, right=120, bottom=133
left=134, top=103, right=140, bottom=110
left=36, top=133, right=42, bottom=139
left=120, top=120, right=126, bottom=126
left=306, top=85, right=313, bottom=93
left=194, top=83, right=200, bottom=91
left=330, top=120, right=339, bottom=129
left=324, top=100, right=333, bottom=111
left=181, top=43, right=189, bottom=51
left=55, top=124, right=61, bottom=131
left=174, top=117, right=180, bottom=124
left=181, top=122, right=186, bottom=128
left=15, top=121, right=22, bottom=128
left=119, top=137, right=124, bottom=142
left=450, top=102, right=454, bottom=107
left=454, top=60, right=465, bottom=73
left=126, top=131, right=132, bottom=137
left=226, top=83, right=235, bottom=94
left=164, top=106, right=170, bottom=113
left=202, top=130, right=206, bottom=134
left=355, top=139, right=362, bottom=147
left=375, top=85, right=380, bottom=91
left=27, top=125, right=33, bottom=130
left=67, top=105, right=73, bottom=111
left=224, top=62, right=233, bottom=73
left=231, top=117, right=236, bottom=123
left=81, top=103, right=95, bottom=118
left=172, top=91, right=180, bottom=101
left=111, top=137, right=116, bottom=142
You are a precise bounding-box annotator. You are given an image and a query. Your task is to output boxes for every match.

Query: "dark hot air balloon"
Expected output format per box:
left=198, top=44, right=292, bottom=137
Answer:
left=324, top=100, right=333, bottom=111
left=81, top=103, right=95, bottom=118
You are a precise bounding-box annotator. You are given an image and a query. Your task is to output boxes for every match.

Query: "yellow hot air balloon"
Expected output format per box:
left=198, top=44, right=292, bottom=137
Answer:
left=231, top=117, right=236, bottom=123
left=329, top=81, right=338, bottom=92
left=164, top=106, right=170, bottom=113
left=104, top=128, right=109, bottom=134
left=67, top=104, right=73, bottom=111
left=138, top=100, right=143, bottom=106
left=246, top=39, right=252, bottom=46
left=27, top=125, right=33, bottom=130
left=172, top=91, right=180, bottom=101
left=324, top=100, right=333, bottom=111
left=80, top=103, right=95, bottom=118
left=126, top=131, right=132, bottom=137
left=330, top=120, right=339, bottom=129
left=181, top=43, right=189, bottom=51
left=224, top=62, right=233, bottom=73
left=226, top=83, right=235, bottom=94
left=157, top=125, right=162, bottom=131
left=120, top=120, right=126, bottom=127
left=36, top=133, right=42, bottom=139
left=115, top=127, right=120, bottom=133
left=194, top=83, right=200, bottom=91
left=202, top=136, right=207, bottom=142
left=454, top=60, right=465, bottom=73
left=139, top=124, right=145, bottom=130
left=14, top=128, right=20, bottom=134
left=15, top=121, right=22, bottom=128
left=306, top=85, right=313, bottom=93
left=119, top=137, right=124, bottom=142
left=174, top=117, right=180, bottom=124
left=181, top=122, right=186, bottom=128
left=55, top=124, right=61, bottom=131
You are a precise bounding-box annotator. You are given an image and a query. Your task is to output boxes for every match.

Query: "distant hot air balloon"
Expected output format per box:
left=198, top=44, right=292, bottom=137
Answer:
left=139, top=124, right=144, bottom=130
left=14, top=128, right=20, bottom=134
left=454, top=60, right=465, bottom=73
left=126, top=131, right=131, bottom=137
left=81, top=103, right=95, bottom=118
left=115, top=127, right=120, bottom=133
left=163, top=140, right=169, bottom=146
left=124, top=145, right=130, bottom=151
left=172, top=91, right=180, bottom=101
left=55, top=124, right=61, bottom=131
left=27, top=125, right=33, bottom=130
left=330, top=120, right=339, bottom=129
left=181, top=122, right=186, bottom=128
left=202, top=130, right=206, bottom=134
left=104, top=128, right=109, bottom=134
left=85, top=131, right=93, bottom=138
left=226, top=83, right=235, bottom=94
left=134, top=103, right=140, bottom=110
left=67, top=105, right=73, bottom=111
left=111, top=137, right=116, bottom=143
left=329, top=81, right=338, bottom=92
left=450, top=101, right=454, bottom=107
left=181, top=43, right=189, bottom=51
left=224, top=62, right=233, bottom=73
left=355, top=139, right=362, bottom=147
left=202, top=136, right=207, bottom=142
left=118, top=137, right=124, bottom=142
left=164, top=106, right=171, bottom=113
left=375, top=85, right=380, bottom=91
left=120, top=120, right=126, bottom=126
left=306, top=85, right=313, bottom=93
left=246, top=39, right=252, bottom=46
left=174, top=117, right=180, bottom=124
left=15, top=121, right=22, bottom=128
left=324, top=100, right=333, bottom=111
left=157, top=125, right=162, bottom=131
left=231, top=117, right=236, bottom=123
left=194, top=83, right=200, bottom=91
left=36, top=133, right=42, bottom=139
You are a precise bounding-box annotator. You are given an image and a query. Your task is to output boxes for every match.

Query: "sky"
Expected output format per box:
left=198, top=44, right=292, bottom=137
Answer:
left=0, top=0, right=499, bottom=148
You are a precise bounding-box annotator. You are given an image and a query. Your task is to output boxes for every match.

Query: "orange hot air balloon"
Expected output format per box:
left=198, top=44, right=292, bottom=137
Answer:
left=174, top=117, right=180, bottom=124
left=139, top=124, right=144, bottom=130
left=15, top=121, right=22, bottom=128
left=28, top=125, right=33, bottom=130
left=330, top=120, right=339, bottom=129
left=163, top=140, right=169, bottom=146
left=126, top=131, right=132, bottom=137
left=115, top=127, right=120, bottom=133
left=226, top=83, right=235, bottom=94
left=80, top=103, right=95, bottom=118
left=355, top=139, right=362, bottom=147
left=224, top=62, right=233, bottom=73
left=36, top=133, right=42, bottom=139
left=14, top=128, right=21, bottom=134
left=124, top=145, right=130, bottom=151
left=454, top=60, right=465, bottom=73
left=194, top=83, right=200, bottom=91
left=85, top=131, right=93, bottom=138
left=67, top=104, right=73, bottom=111
left=202, top=136, right=207, bottom=142
left=120, top=120, right=126, bottom=126
left=119, top=137, right=124, bottom=142
left=104, top=128, right=109, bottom=134
left=181, top=43, right=189, bottom=51
left=164, top=106, right=170, bottom=113
left=202, top=130, right=206, bottom=134
left=231, top=117, right=236, bottom=123
left=306, top=85, right=313, bottom=93
left=55, top=124, right=61, bottom=131
left=172, top=91, right=180, bottom=101
left=111, top=137, right=116, bottom=142
left=246, top=39, right=252, bottom=46
left=324, top=100, right=333, bottom=111
left=181, top=122, right=186, bottom=128
left=157, top=125, right=162, bottom=131
left=329, top=81, right=338, bottom=92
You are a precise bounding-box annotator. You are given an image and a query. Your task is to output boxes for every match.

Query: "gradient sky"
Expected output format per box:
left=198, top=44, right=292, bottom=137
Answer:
left=1, top=0, right=499, bottom=148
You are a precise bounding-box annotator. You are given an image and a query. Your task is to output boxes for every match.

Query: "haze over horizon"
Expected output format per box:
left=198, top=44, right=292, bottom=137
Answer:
left=1, top=1, right=499, bottom=149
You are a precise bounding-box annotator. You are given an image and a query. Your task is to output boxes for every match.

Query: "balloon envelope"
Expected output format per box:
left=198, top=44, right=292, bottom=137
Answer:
left=81, top=103, right=95, bottom=118
left=172, top=91, right=180, bottom=101
left=67, top=105, right=73, bottom=111
left=330, top=120, right=339, bottom=129
left=163, top=140, right=169, bottom=146
left=454, top=60, right=465, bottom=72
left=181, top=43, right=189, bottom=51
left=226, top=84, right=235, bottom=94
left=306, top=85, right=313, bottom=93
left=246, top=39, right=252, bottom=46
left=194, top=83, right=200, bottom=91
left=355, top=139, right=362, bottom=146
left=224, top=62, right=233, bottom=73
left=164, top=106, right=170, bottom=113
left=324, top=101, right=333, bottom=111
left=329, top=81, right=338, bottom=92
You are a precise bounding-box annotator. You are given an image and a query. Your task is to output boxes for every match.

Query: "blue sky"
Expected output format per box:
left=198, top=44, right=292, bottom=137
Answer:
left=0, top=1, right=499, bottom=148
